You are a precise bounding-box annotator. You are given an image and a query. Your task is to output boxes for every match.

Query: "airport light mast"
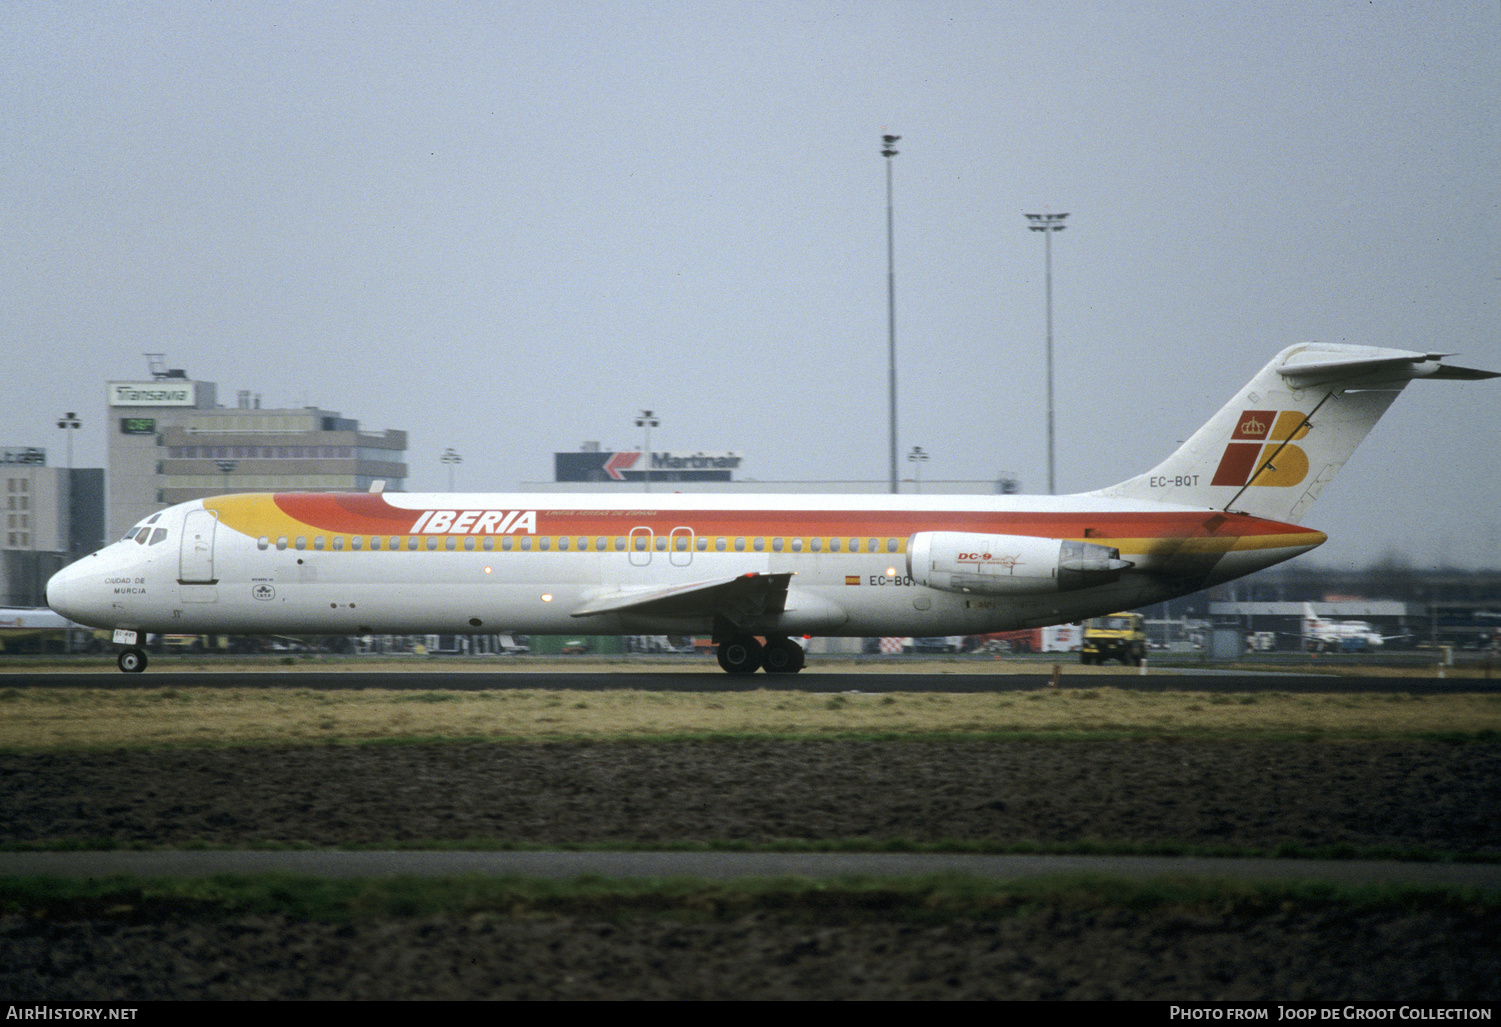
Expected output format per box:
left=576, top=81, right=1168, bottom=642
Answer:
left=1025, top=211, right=1068, bottom=494
left=635, top=410, right=659, bottom=493
left=907, top=445, right=928, bottom=494
left=883, top=134, right=900, bottom=494
left=440, top=447, right=462, bottom=491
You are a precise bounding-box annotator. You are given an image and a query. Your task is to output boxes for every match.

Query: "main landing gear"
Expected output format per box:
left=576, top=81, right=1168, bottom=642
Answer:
left=117, top=648, right=148, bottom=673
left=716, top=635, right=805, bottom=675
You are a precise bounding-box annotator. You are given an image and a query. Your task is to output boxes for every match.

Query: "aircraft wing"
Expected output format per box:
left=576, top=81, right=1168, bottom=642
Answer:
left=570, top=571, right=793, bottom=624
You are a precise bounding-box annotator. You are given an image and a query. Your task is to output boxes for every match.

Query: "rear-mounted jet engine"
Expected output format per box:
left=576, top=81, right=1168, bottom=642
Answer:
left=906, top=532, right=1133, bottom=595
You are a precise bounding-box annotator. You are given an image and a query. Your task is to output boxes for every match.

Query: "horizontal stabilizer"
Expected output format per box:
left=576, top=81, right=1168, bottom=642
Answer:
left=1276, top=349, right=1499, bottom=384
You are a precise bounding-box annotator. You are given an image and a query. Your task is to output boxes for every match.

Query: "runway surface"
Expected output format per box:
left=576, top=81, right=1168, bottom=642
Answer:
left=2, top=849, right=1499, bottom=888
left=1, top=667, right=1488, bottom=694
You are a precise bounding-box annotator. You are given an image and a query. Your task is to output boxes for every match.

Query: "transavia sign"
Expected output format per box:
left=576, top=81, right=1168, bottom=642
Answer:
left=108, top=382, right=197, bottom=407
left=555, top=450, right=743, bottom=483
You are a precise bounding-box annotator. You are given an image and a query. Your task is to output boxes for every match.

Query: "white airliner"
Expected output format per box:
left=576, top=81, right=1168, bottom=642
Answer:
left=47, top=343, right=1495, bottom=674
left=1300, top=603, right=1407, bottom=652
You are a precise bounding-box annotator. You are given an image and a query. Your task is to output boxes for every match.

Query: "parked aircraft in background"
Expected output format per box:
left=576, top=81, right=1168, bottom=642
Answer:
left=46, top=344, right=1495, bottom=673
left=1300, top=603, right=1408, bottom=651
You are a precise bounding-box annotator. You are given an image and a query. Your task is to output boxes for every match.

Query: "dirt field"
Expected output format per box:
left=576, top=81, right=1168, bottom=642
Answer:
left=3, top=737, right=1500, bottom=1000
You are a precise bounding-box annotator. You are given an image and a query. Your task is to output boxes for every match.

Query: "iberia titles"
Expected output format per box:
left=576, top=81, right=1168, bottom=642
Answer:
left=408, top=510, right=538, bottom=535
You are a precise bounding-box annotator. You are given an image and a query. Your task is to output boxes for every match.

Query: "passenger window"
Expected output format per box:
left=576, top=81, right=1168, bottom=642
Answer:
left=868, top=539, right=878, bottom=553
left=828, top=538, right=840, bottom=553
left=772, top=538, right=784, bottom=552
left=753, top=538, right=765, bottom=552
left=715, top=537, right=726, bottom=552
left=558, top=537, right=570, bottom=551
left=810, top=538, right=821, bottom=553
left=502, top=537, right=514, bottom=551
left=596, top=537, right=607, bottom=551
left=849, top=538, right=860, bottom=552
left=258, top=537, right=270, bottom=551
left=886, top=538, right=898, bottom=553
left=276, top=537, right=288, bottom=551
left=539, top=537, right=551, bottom=551
left=333, top=537, right=344, bottom=551
left=443, top=537, right=455, bottom=551
left=735, top=538, right=746, bottom=552
left=654, top=536, right=667, bottom=552
left=350, top=537, right=362, bottom=551
left=520, top=537, right=532, bottom=551
left=463, top=537, right=475, bottom=551
left=314, top=537, right=326, bottom=551
left=482, top=537, right=494, bottom=551
left=696, top=536, right=707, bottom=551
left=369, top=537, right=381, bottom=551
left=390, top=537, right=401, bottom=551
left=406, top=537, right=419, bottom=551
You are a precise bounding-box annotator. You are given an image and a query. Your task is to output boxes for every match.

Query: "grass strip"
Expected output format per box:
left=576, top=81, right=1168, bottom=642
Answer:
left=2, top=686, right=1500, bottom=751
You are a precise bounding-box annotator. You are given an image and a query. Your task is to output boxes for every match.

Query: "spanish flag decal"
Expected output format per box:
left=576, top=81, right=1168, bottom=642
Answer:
left=845, top=575, right=861, bottom=586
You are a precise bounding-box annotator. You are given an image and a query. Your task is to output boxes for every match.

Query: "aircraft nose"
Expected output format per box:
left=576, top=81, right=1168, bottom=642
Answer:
left=46, top=564, right=76, bottom=620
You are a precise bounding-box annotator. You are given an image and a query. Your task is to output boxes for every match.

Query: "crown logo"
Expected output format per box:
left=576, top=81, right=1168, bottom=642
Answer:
left=1239, top=415, right=1267, bottom=436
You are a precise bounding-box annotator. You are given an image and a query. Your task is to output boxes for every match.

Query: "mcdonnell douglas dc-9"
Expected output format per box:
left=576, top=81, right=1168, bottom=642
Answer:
left=47, top=344, right=1496, bottom=674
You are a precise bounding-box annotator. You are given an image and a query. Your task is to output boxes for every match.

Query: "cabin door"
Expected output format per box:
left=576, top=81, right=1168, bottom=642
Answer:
left=178, top=509, right=218, bottom=584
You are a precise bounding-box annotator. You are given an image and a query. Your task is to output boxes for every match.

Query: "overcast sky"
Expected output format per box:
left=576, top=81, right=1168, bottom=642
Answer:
left=3, top=1, right=1497, bottom=570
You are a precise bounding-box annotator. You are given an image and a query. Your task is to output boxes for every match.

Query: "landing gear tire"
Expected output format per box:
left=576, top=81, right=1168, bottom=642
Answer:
left=716, top=635, right=763, bottom=674
left=762, top=636, right=805, bottom=674
left=117, top=648, right=148, bottom=674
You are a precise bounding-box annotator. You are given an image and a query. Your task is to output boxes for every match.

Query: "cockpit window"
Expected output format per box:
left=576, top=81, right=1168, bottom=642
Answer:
left=148, top=528, right=168, bottom=545
left=123, top=513, right=164, bottom=543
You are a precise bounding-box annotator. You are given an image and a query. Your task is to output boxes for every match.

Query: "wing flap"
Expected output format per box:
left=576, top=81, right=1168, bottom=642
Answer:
left=571, top=571, right=793, bottom=622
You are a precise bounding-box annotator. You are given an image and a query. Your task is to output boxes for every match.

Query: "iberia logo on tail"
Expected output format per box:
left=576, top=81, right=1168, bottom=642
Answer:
left=1210, top=410, right=1311, bottom=488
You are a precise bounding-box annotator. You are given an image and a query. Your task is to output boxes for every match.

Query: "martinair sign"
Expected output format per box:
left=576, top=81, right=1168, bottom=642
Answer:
left=555, top=450, right=743, bottom=483
left=108, top=382, right=197, bottom=407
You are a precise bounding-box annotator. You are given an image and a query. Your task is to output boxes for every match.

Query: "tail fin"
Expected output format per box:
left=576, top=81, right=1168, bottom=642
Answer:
left=1090, top=344, right=1496, bottom=523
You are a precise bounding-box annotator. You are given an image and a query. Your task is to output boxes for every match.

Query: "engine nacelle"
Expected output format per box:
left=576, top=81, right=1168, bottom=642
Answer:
left=906, top=532, right=1133, bottom=596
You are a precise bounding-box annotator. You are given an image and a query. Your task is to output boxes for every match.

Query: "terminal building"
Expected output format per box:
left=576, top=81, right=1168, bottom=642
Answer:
left=5, top=360, right=407, bottom=611
left=538, top=442, right=1020, bottom=495
left=106, top=364, right=407, bottom=540
left=1, top=447, right=104, bottom=607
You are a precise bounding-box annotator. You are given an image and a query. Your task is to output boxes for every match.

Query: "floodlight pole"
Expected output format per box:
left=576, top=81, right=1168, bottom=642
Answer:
left=883, top=134, right=900, bottom=494
left=907, top=445, right=928, bottom=494
left=635, top=410, right=659, bottom=493
left=440, top=448, right=462, bottom=491
left=1025, top=212, right=1068, bottom=494
left=56, top=412, right=80, bottom=568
